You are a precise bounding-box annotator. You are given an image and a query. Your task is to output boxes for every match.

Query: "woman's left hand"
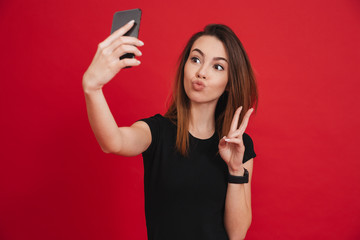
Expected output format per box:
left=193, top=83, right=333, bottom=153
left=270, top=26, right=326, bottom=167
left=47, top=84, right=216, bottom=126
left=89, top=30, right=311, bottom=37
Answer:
left=218, top=106, right=254, bottom=175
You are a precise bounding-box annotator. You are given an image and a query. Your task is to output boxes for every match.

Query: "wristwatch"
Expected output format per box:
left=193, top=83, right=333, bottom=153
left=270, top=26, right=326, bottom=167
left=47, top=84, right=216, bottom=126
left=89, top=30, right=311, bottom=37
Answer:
left=228, top=167, right=249, bottom=184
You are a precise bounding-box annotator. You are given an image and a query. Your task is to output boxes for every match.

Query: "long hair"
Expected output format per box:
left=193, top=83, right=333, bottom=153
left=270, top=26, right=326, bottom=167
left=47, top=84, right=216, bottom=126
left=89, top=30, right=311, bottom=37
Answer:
left=165, top=24, right=258, bottom=155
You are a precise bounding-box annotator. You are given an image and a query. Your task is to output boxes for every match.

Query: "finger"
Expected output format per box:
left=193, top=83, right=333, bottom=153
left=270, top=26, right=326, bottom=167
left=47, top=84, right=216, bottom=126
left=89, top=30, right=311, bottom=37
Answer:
left=227, top=129, right=242, bottom=139
left=238, top=108, right=254, bottom=134
left=113, top=44, right=142, bottom=59
left=224, top=138, right=243, bottom=146
left=107, top=36, right=144, bottom=53
left=101, top=20, right=136, bottom=48
left=116, top=57, right=141, bottom=70
left=230, top=106, right=243, bottom=132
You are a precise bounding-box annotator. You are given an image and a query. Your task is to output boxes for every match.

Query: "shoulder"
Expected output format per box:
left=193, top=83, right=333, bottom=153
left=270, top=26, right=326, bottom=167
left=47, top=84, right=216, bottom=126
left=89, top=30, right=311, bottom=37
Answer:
left=139, top=113, right=165, bottom=124
left=138, top=114, right=174, bottom=132
left=242, top=132, right=255, bottom=146
left=138, top=114, right=164, bottom=139
left=242, top=132, right=256, bottom=163
left=138, top=114, right=176, bottom=155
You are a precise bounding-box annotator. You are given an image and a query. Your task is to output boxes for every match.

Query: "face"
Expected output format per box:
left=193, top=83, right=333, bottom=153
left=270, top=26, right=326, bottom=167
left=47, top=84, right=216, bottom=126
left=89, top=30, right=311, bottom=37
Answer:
left=183, top=35, right=229, bottom=106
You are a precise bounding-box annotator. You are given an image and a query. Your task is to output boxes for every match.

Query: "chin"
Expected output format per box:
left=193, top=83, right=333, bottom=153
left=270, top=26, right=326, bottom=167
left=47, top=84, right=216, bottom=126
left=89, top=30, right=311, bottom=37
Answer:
left=187, top=94, right=219, bottom=106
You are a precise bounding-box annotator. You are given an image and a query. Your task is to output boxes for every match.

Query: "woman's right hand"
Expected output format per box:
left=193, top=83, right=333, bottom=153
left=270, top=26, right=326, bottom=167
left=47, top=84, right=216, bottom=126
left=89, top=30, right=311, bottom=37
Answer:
left=82, top=20, right=144, bottom=92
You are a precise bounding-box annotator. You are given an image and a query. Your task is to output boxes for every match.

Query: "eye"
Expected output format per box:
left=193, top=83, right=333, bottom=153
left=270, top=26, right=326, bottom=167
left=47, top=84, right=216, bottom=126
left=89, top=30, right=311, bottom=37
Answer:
left=214, top=64, right=224, bottom=71
left=191, top=57, right=201, bottom=64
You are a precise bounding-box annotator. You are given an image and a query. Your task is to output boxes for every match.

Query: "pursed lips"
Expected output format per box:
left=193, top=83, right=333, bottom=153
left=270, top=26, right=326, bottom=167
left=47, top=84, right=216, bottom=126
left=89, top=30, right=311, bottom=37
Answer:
left=192, top=79, right=205, bottom=91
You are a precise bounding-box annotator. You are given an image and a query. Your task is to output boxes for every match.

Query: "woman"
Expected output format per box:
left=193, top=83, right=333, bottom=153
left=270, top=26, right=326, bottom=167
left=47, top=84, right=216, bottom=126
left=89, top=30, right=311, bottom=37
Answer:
left=83, top=20, right=258, bottom=240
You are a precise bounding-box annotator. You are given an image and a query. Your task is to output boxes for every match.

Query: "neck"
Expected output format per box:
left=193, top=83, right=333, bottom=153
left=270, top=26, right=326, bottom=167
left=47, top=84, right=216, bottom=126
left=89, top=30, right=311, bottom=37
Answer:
left=188, top=101, right=217, bottom=139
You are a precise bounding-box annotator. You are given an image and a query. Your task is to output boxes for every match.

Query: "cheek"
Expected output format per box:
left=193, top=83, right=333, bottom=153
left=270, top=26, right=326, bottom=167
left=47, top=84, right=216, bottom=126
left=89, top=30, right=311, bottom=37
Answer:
left=216, top=75, right=229, bottom=92
left=222, top=71, right=229, bottom=89
left=215, top=79, right=228, bottom=98
left=184, top=61, right=193, bottom=79
left=183, top=62, right=193, bottom=87
left=183, top=64, right=190, bottom=94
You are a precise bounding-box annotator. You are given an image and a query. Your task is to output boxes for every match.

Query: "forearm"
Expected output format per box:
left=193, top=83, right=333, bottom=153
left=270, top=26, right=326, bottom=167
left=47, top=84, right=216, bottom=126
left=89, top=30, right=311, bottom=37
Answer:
left=83, top=86, right=122, bottom=153
left=224, top=177, right=252, bottom=240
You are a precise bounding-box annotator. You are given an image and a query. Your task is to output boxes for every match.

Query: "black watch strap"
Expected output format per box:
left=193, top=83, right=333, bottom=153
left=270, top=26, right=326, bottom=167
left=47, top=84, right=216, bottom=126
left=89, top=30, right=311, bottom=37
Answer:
left=228, top=167, right=249, bottom=184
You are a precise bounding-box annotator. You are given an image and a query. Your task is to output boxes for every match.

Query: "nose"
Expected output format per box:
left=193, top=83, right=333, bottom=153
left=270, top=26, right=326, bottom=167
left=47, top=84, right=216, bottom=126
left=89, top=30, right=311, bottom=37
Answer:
left=196, top=66, right=207, bottom=79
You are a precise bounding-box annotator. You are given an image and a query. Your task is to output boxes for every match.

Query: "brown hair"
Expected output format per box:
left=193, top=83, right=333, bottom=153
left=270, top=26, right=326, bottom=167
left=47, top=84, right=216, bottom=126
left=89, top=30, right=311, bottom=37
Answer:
left=165, top=24, right=258, bottom=155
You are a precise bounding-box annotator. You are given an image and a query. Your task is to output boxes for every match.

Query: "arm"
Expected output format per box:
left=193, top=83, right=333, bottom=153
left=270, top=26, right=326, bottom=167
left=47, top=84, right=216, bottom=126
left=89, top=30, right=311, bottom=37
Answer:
left=83, top=88, right=151, bottom=156
left=83, top=20, right=149, bottom=156
left=218, top=107, right=255, bottom=239
left=224, top=159, right=253, bottom=240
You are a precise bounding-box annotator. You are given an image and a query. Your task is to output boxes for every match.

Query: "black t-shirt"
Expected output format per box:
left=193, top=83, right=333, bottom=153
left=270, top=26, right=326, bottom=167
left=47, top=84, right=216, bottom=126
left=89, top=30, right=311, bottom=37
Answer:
left=140, top=114, right=256, bottom=240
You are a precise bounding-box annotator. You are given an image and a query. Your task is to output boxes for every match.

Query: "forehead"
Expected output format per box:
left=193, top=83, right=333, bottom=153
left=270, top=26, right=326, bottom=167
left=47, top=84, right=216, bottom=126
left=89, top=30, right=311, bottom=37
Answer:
left=191, top=35, right=227, bottom=59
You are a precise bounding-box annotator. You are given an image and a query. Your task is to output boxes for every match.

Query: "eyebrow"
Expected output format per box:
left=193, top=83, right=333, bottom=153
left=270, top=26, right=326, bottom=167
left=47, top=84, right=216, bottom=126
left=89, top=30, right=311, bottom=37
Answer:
left=192, top=48, right=228, bottom=63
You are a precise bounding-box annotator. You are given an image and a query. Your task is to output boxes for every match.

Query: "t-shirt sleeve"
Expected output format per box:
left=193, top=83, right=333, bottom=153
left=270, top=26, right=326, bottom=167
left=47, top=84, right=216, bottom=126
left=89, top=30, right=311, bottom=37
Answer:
left=138, top=114, right=162, bottom=156
left=242, top=133, right=256, bottom=163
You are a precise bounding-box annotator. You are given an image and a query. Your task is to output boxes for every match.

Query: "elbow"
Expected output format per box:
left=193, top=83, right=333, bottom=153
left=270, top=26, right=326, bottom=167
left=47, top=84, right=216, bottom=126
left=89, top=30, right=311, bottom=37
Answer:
left=101, top=147, right=111, bottom=154
left=240, top=224, right=251, bottom=240
left=101, top=145, right=133, bottom=156
left=100, top=145, right=117, bottom=154
left=100, top=146, right=111, bottom=153
left=228, top=216, right=252, bottom=240
left=229, top=227, right=250, bottom=240
left=99, top=140, right=123, bottom=154
left=229, top=228, right=250, bottom=240
left=239, top=216, right=252, bottom=240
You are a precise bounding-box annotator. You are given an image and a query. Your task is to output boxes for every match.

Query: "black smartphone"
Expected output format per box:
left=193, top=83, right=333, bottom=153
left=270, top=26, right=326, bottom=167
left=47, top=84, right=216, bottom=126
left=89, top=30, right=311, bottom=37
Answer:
left=111, top=9, right=142, bottom=60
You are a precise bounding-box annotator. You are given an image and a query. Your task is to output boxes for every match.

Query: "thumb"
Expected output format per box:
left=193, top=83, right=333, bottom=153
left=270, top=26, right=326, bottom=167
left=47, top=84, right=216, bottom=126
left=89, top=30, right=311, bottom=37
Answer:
left=219, top=136, right=227, bottom=148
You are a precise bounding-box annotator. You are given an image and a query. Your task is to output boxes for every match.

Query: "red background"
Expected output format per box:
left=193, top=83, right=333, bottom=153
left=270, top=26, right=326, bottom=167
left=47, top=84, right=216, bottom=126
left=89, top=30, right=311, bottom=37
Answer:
left=1, top=0, right=360, bottom=239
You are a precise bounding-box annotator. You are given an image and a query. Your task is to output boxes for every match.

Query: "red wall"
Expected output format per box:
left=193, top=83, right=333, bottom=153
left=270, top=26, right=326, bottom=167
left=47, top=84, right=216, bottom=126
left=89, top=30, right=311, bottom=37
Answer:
left=1, top=0, right=359, bottom=239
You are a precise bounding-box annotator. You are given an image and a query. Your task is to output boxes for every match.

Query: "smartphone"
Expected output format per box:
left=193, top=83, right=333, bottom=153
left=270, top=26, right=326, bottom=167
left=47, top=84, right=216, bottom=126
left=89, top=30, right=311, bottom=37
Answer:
left=111, top=9, right=142, bottom=60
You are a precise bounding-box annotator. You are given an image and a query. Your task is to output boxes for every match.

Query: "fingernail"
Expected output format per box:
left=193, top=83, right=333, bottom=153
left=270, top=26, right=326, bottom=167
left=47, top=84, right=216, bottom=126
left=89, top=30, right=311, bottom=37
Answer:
left=128, top=20, right=135, bottom=25
left=138, top=40, right=144, bottom=46
left=138, top=50, right=142, bottom=56
left=225, top=138, right=230, bottom=142
left=136, top=60, right=141, bottom=64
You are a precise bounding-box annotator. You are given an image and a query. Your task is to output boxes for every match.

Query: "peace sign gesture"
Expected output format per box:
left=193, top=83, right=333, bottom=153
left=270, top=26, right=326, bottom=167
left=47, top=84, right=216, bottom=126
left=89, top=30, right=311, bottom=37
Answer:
left=218, top=106, right=254, bottom=175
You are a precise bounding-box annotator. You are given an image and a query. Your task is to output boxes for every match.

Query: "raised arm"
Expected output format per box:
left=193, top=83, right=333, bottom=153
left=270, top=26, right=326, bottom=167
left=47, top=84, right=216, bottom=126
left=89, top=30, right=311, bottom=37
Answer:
left=82, top=20, right=150, bottom=156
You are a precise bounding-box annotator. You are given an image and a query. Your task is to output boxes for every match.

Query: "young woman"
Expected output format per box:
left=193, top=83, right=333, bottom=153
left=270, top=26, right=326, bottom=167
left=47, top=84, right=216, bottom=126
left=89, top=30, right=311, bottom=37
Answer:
left=83, top=20, right=258, bottom=240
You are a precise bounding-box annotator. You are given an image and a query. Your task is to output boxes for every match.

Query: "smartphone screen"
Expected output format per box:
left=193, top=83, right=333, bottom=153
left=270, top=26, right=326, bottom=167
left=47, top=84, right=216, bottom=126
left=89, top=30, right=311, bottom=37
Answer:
left=111, top=9, right=142, bottom=61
